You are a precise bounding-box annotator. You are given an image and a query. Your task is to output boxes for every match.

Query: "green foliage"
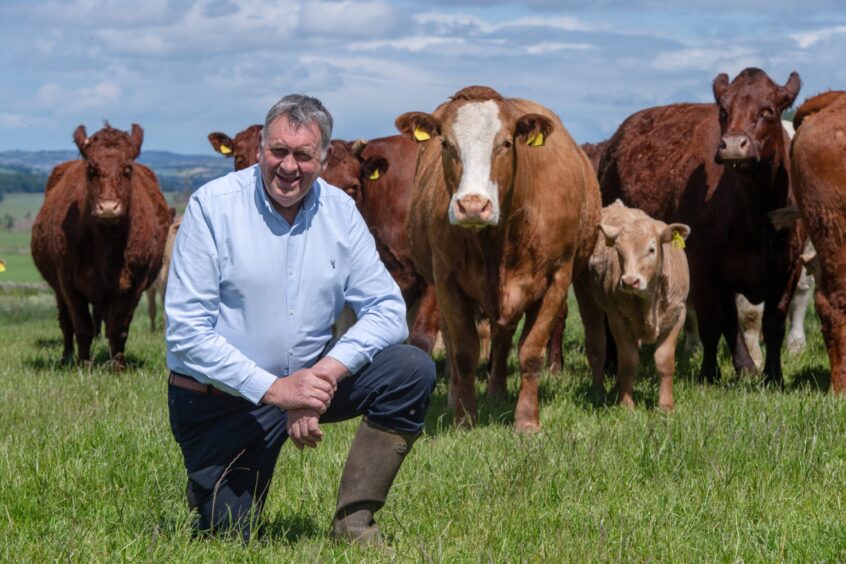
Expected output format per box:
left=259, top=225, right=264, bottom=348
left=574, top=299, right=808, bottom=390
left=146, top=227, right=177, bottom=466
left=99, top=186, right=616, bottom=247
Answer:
left=1, top=296, right=844, bottom=560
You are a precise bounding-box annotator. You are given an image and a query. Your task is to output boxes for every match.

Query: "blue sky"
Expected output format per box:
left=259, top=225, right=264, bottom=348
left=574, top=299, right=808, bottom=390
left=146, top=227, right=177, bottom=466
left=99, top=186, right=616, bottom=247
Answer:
left=1, top=0, right=844, bottom=155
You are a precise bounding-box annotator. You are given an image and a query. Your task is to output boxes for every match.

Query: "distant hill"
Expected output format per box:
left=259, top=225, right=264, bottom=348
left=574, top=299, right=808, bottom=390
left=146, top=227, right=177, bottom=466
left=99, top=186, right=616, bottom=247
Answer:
left=0, top=149, right=233, bottom=194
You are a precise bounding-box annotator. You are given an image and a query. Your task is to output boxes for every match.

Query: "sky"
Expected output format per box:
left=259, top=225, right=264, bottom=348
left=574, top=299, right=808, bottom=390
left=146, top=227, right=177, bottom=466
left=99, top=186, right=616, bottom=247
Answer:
left=1, top=0, right=845, bottom=155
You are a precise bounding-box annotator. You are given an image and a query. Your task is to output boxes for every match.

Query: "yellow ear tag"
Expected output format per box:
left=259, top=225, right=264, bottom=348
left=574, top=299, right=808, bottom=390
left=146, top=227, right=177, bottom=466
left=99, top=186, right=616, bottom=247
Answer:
left=672, top=231, right=686, bottom=250
left=369, top=169, right=380, bottom=181
left=219, top=144, right=232, bottom=155
left=0, top=260, right=6, bottom=273
left=413, top=127, right=431, bottom=142
left=527, top=131, right=544, bottom=147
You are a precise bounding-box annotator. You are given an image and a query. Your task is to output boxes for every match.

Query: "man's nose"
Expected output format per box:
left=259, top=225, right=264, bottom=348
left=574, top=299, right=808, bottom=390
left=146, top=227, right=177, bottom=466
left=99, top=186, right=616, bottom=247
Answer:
left=278, top=153, right=298, bottom=171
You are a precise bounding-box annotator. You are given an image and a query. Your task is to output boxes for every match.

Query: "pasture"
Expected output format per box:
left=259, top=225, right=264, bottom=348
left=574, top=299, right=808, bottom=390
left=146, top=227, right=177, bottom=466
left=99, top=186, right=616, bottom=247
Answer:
left=2, top=280, right=845, bottom=560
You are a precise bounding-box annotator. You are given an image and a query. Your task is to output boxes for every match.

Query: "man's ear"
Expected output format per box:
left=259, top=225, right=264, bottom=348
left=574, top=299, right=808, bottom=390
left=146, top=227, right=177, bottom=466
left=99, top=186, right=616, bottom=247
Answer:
left=208, top=132, right=235, bottom=157
left=514, top=113, right=553, bottom=147
left=395, top=112, right=440, bottom=142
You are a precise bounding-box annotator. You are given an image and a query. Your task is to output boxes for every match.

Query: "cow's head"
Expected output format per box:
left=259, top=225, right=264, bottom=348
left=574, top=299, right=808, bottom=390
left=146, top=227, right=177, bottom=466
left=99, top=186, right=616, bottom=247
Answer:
left=320, top=140, right=364, bottom=202
left=599, top=211, right=690, bottom=297
left=396, top=85, right=552, bottom=229
left=208, top=124, right=262, bottom=171
left=713, top=68, right=800, bottom=170
left=74, top=123, right=143, bottom=223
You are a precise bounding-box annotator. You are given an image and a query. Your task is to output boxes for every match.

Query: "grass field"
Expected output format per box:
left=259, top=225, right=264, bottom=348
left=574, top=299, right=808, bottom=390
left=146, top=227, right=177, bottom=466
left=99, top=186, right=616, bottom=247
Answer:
left=1, top=281, right=844, bottom=561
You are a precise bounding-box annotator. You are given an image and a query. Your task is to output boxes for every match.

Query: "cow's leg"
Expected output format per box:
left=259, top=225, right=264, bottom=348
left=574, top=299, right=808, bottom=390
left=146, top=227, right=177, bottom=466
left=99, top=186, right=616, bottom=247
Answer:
left=146, top=286, right=157, bottom=332
left=56, top=296, right=75, bottom=364
left=735, top=294, right=763, bottom=371
left=692, top=283, right=723, bottom=383
left=487, top=323, right=517, bottom=399
left=545, top=302, right=567, bottom=373
left=60, top=283, right=95, bottom=365
left=512, top=271, right=571, bottom=431
left=786, top=268, right=812, bottom=356
left=654, top=311, right=684, bottom=411
left=609, top=319, right=638, bottom=409
left=680, top=304, right=702, bottom=367
left=573, top=280, right=606, bottom=399
left=104, top=295, right=141, bottom=371
left=408, top=284, right=441, bottom=354
left=816, top=288, right=846, bottom=394
left=762, top=292, right=788, bottom=387
left=434, top=284, right=480, bottom=426
left=720, top=290, right=756, bottom=376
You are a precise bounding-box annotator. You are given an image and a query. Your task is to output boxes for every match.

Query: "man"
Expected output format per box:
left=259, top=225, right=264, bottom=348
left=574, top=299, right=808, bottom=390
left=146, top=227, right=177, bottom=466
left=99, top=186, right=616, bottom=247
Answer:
left=165, top=94, right=436, bottom=543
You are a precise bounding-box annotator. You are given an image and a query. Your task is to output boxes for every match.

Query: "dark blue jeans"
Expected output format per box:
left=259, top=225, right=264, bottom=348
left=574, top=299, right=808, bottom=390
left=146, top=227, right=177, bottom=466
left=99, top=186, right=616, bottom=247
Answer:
left=168, top=344, right=435, bottom=540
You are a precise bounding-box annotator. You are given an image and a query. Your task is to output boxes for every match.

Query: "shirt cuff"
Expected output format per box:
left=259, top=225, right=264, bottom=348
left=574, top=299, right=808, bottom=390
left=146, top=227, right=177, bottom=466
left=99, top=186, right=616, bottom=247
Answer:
left=326, top=342, right=371, bottom=376
left=239, top=367, right=278, bottom=405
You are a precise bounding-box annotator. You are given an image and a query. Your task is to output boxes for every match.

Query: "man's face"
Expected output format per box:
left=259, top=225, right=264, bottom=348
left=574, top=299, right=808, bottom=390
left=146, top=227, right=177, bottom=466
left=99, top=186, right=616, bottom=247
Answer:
left=259, top=114, right=327, bottom=213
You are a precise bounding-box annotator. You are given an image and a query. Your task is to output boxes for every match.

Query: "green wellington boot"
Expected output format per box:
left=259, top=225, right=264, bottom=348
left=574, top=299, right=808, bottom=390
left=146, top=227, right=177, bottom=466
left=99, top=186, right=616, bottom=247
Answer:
left=331, top=418, right=418, bottom=545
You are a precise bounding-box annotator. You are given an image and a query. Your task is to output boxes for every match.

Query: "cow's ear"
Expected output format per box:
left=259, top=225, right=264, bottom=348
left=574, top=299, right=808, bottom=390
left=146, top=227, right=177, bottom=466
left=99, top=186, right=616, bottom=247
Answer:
left=660, top=223, right=691, bottom=246
left=362, top=156, right=389, bottom=181
left=351, top=139, right=368, bottom=159
left=598, top=223, right=621, bottom=247
left=514, top=113, right=553, bottom=147
left=129, top=124, right=144, bottom=159
left=395, top=112, right=439, bottom=142
left=778, top=71, right=802, bottom=111
left=712, top=73, right=730, bottom=102
left=208, top=132, right=235, bottom=157
left=73, top=125, right=88, bottom=156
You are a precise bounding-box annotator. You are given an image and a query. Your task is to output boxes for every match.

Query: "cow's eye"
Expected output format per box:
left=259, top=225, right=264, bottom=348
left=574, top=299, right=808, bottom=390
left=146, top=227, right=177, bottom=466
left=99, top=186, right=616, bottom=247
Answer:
left=123, top=165, right=133, bottom=177
left=501, top=138, right=513, bottom=149
left=759, top=107, right=775, bottom=120
left=87, top=165, right=97, bottom=179
left=441, top=139, right=458, bottom=157
left=719, top=108, right=728, bottom=121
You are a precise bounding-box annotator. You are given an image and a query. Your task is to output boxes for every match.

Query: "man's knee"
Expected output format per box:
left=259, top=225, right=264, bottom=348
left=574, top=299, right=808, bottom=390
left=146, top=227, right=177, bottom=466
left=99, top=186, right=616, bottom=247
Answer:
left=382, top=344, right=436, bottom=395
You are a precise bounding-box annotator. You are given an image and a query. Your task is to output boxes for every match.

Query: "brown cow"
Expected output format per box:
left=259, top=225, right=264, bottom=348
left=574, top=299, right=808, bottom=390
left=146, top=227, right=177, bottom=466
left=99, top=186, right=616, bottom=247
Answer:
left=397, top=85, right=601, bottom=430
left=31, top=123, right=171, bottom=368
left=790, top=90, right=846, bottom=392
left=598, top=68, right=803, bottom=385
left=208, top=124, right=262, bottom=170
left=581, top=140, right=609, bottom=174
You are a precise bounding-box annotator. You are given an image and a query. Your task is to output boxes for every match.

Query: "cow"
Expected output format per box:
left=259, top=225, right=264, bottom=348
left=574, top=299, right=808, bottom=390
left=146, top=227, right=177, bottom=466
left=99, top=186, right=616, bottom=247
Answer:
left=320, top=136, right=443, bottom=353
left=208, top=124, right=262, bottom=170
left=583, top=200, right=690, bottom=409
left=396, top=85, right=601, bottom=430
left=598, top=68, right=804, bottom=385
left=31, top=123, right=171, bottom=369
left=581, top=141, right=609, bottom=174
left=789, top=90, right=846, bottom=393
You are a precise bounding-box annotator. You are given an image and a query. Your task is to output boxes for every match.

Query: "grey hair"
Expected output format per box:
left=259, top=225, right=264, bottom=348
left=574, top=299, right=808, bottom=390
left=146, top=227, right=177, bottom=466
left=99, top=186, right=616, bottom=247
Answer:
left=263, top=94, right=333, bottom=157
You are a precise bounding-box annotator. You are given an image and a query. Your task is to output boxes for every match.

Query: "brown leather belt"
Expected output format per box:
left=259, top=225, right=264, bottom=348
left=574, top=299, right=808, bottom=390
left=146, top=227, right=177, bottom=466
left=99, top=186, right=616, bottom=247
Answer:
left=168, top=372, right=227, bottom=396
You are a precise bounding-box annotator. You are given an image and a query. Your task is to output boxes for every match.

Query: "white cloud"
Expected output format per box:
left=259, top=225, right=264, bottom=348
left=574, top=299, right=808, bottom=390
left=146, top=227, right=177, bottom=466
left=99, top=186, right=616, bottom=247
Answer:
left=348, top=37, right=466, bottom=52
left=300, top=1, right=402, bottom=37
left=525, top=42, right=592, bottom=54
left=0, top=114, right=31, bottom=127
left=36, top=80, right=122, bottom=113
left=652, top=47, right=761, bottom=73
left=790, top=25, right=846, bottom=48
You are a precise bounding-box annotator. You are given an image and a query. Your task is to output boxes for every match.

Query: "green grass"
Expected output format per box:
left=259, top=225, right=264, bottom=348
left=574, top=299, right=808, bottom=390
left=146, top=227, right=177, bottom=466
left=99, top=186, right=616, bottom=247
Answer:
left=1, top=290, right=844, bottom=561
left=0, top=192, right=43, bottom=221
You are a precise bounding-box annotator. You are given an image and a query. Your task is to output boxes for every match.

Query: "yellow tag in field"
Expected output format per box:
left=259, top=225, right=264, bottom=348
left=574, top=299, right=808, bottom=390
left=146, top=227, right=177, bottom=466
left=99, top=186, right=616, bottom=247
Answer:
left=369, top=169, right=380, bottom=180
left=527, top=131, right=544, bottom=147
left=220, top=144, right=232, bottom=155
left=672, top=231, right=686, bottom=250
left=0, top=260, right=6, bottom=273
left=413, top=127, right=431, bottom=142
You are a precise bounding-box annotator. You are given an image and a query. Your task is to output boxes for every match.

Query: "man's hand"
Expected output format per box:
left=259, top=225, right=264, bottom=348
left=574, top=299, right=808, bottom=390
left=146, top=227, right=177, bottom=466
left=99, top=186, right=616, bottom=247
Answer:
left=287, top=409, right=323, bottom=449
left=261, top=356, right=350, bottom=413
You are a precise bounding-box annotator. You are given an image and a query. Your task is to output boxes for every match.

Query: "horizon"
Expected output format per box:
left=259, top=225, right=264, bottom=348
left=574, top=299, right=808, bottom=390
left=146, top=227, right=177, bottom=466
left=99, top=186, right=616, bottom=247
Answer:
left=1, top=1, right=844, bottom=155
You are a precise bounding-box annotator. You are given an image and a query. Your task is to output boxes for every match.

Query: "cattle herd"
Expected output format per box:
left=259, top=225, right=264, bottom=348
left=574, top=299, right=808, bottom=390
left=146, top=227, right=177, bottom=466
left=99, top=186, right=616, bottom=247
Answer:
left=30, top=67, right=846, bottom=430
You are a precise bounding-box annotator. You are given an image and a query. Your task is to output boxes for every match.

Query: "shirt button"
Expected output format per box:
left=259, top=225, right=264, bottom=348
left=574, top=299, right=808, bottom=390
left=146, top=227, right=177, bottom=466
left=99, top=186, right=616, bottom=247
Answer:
left=288, top=311, right=294, bottom=316
left=288, top=271, right=293, bottom=277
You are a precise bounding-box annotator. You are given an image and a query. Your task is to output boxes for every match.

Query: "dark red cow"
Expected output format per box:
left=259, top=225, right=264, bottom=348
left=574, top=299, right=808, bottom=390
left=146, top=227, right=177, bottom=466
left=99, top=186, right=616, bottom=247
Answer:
left=397, top=86, right=601, bottom=430
left=31, top=123, right=171, bottom=368
left=598, top=68, right=803, bottom=384
left=790, top=90, right=846, bottom=392
left=208, top=124, right=262, bottom=170
left=581, top=140, right=609, bottom=174
left=321, top=136, right=442, bottom=353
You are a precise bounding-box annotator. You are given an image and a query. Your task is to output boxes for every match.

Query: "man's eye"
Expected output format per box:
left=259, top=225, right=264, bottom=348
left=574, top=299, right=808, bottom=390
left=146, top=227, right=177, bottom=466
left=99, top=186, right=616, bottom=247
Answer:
left=294, top=152, right=315, bottom=162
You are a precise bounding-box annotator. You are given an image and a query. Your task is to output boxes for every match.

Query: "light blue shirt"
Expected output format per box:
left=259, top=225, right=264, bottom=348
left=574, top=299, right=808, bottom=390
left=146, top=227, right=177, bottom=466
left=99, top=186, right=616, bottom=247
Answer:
left=165, top=165, right=408, bottom=405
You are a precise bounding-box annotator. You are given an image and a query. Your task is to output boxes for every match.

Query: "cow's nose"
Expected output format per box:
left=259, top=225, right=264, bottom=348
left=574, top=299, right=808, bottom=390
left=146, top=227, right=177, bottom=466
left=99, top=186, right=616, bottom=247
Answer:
left=95, top=199, right=122, bottom=219
left=455, top=195, right=493, bottom=225
left=719, top=134, right=752, bottom=160
left=621, top=275, right=641, bottom=289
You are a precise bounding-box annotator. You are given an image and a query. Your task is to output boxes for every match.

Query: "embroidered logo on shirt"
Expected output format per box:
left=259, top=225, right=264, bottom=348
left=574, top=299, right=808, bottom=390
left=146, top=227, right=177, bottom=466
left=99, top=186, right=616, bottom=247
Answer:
left=331, top=259, right=336, bottom=269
